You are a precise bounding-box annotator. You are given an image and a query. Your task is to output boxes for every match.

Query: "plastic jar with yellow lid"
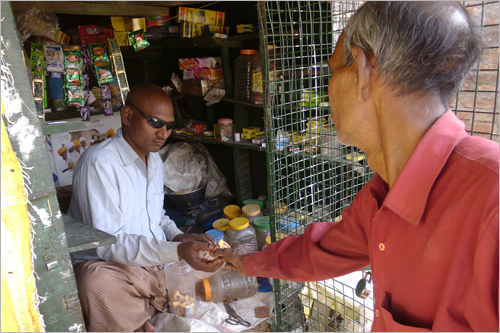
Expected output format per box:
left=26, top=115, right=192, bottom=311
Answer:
left=241, top=204, right=263, bottom=226
left=212, top=218, right=230, bottom=232
left=253, top=216, right=270, bottom=250
left=274, top=202, right=288, bottom=220
left=223, top=205, right=241, bottom=220
left=226, top=217, right=258, bottom=254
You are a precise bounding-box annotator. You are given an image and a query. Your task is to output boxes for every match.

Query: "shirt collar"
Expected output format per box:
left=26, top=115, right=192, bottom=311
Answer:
left=381, top=110, right=467, bottom=226
left=113, top=128, right=161, bottom=168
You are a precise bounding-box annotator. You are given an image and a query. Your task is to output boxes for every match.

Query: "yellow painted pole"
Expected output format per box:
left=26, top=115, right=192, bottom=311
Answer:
left=1, top=97, right=43, bottom=331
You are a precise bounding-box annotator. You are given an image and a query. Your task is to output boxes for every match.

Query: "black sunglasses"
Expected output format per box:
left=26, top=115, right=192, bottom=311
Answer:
left=127, top=102, right=177, bottom=131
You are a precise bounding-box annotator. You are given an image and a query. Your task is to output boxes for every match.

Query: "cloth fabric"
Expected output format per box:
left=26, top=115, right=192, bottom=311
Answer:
left=68, top=128, right=184, bottom=266
left=244, top=110, right=499, bottom=331
left=73, top=259, right=168, bottom=332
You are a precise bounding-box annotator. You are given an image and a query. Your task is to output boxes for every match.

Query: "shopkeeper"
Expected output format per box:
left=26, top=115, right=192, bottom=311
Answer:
left=215, top=2, right=499, bottom=332
left=68, top=83, right=224, bottom=332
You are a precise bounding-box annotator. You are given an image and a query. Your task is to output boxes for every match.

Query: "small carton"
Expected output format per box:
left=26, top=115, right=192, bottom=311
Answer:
left=182, top=79, right=215, bottom=96
left=114, top=32, right=130, bottom=46
left=177, top=7, right=225, bottom=26
left=132, top=18, right=147, bottom=32
left=49, top=30, right=71, bottom=45
left=242, top=126, right=260, bottom=134
left=147, top=15, right=171, bottom=27
left=180, top=22, right=228, bottom=38
left=110, top=17, right=132, bottom=32
left=179, top=57, right=222, bottom=70
left=183, top=68, right=223, bottom=81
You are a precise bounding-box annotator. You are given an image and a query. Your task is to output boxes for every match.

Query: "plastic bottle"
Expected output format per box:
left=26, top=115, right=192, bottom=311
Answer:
left=205, top=229, right=224, bottom=242
left=214, top=118, right=235, bottom=142
left=241, top=204, right=263, bottom=226
left=253, top=216, right=270, bottom=250
left=251, top=49, right=263, bottom=105
left=164, top=260, right=196, bottom=318
left=234, top=49, right=257, bottom=102
left=201, top=270, right=258, bottom=303
left=226, top=217, right=258, bottom=253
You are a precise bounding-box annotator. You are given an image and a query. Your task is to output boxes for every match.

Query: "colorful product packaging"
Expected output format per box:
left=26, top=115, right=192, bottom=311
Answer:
left=132, top=18, right=147, bottom=32
left=103, top=99, right=113, bottom=116
left=182, top=79, right=215, bottom=96
left=147, top=15, right=171, bottom=27
left=237, top=23, right=259, bottom=34
left=180, top=22, right=228, bottom=38
left=49, top=29, right=71, bottom=45
left=178, top=57, right=222, bottom=70
left=80, top=106, right=90, bottom=121
left=90, top=43, right=113, bottom=84
left=207, top=32, right=228, bottom=39
left=183, top=67, right=223, bottom=81
left=177, top=7, right=225, bottom=26
left=44, top=43, right=64, bottom=73
left=128, top=30, right=150, bottom=51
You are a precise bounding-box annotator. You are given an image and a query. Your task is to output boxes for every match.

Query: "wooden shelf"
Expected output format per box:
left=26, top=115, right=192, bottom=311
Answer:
left=169, top=132, right=266, bottom=152
left=62, top=213, right=116, bottom=253
left=121, top=36, right=244, bottom=54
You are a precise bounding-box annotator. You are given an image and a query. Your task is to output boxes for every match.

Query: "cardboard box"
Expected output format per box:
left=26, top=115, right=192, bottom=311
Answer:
left=132, top=18, right=147, bottom=32
left=73, top=25, right=114, bottom=46
left=111, top=17, right=132, bottom=32
left=147, top=15, right=171, bottom=27
left=177, top=7, right=225, bottom=26
left=183, top=68, right=223, bottom=81
left=182, top=79, right=215, bottom=96
left=180, top=22, right=228, bottom=38
left=179, top=57, right=222, bottom=70
left=49, top=30, right=71, bottom=45
left=145, top=26, right=169, bottom=40
left=114, top=32, right=130, bottom=47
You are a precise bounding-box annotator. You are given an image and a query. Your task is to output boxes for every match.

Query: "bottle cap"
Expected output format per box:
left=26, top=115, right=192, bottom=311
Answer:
left=240, top=49, right=257, bottom=55
left=212, top=218, right=230, bottom=231
left=205, top=229, right=224, bottom=242
left=230, top=217, right=250, bottom=230
left=243, top=199, right=264, bottom=208
left=202, top=279, right=212, bottom=301
left=265, top=232, right=285, bottom=245
left=254, top=216, right=270, bottom=230
left=223, top=205, right=241, bottom=219
left=218, top=118, right=233, bottom=125
left=275, top=202, right=287, bottom=214
left=242, top=204, right=261, bottom=217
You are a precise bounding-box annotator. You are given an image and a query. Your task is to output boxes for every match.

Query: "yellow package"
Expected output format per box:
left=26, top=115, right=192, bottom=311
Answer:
left=177, top=7, right=225, bottom=26
left=132, top=18, right=147, bottom=32
left=180, top=22, right=229, bottom=38
left=242, top=126, right=260, bottom=134
left=241, top=133, right=253, bottom=140
left=217, top=239, right=231, bottom=249
left=111, top=17, right=132, bottom=31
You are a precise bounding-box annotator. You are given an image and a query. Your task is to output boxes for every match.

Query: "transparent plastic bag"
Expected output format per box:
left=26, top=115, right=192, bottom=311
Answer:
left=15, top=7, right=59, bottom=42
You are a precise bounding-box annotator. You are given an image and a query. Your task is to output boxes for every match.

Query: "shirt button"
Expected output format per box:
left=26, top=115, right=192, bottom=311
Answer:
left=379, top=242, right=386, bottom=251
left=375, top=309, right=379, bottom=317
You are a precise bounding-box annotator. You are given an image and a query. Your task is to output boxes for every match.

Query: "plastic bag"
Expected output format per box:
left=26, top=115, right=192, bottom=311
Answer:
left=159, top=142, right=231, bottom=198
left=15, top=7, right=59, bottom=42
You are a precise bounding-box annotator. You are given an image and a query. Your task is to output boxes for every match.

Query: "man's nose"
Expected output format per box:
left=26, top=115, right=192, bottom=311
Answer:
left=157, top=125, right=170, bottom=139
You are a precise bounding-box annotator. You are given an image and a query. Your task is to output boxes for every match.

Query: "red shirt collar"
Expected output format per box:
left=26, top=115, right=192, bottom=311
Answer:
left=370, top=110, right=468, bottom=226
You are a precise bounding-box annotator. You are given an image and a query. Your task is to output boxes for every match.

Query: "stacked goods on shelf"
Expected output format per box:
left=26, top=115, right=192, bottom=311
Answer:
left=30, top=42, right=46, bottom=120
left=145, top=15, right=171, bottom=40
left=179, top=57, right=223, bottom=96
left=69, top=25, right=114, bottom=47
left=63, top=46, right=84, bottom=109
left=177, top=7, right=228, bottom=38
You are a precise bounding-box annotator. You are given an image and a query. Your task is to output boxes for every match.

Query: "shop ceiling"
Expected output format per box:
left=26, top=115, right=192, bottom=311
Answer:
left=10, top=1, right=211, bottom=16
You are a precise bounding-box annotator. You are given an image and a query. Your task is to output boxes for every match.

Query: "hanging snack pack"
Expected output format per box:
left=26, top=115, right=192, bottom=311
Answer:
left=109, top=38, right=130, bottom=103
left=44, top=43, right=64, bottom=73
left=128, top=29, right=150, bottom=51
left=90, top=43, right=113, bottom=85
left=63, top=46, right=84, bottom=107
left=31, top=42, right=45, bottom=119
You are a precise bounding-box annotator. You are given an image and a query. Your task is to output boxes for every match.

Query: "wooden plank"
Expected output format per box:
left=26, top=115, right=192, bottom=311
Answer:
left=169, top=132, right=266, bottom=152
left=10, top=1, right=208, bottom=17
left=42, top=120, right=87, bottom=136
left=63, top=213, right=117, bottom=253
left=233, top=148, right=253, bottom=206
left=121, top=37, right=243, bottom=52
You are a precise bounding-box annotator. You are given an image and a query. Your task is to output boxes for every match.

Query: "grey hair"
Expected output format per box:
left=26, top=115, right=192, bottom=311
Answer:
left=343, top=1, right=483, bottom=107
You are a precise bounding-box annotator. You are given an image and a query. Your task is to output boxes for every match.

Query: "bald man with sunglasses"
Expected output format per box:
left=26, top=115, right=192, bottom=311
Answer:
left=68, top=83, right=224, bottom=332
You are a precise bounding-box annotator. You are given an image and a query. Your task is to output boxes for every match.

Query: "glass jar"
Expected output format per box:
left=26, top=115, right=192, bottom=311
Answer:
left=164, top=260, right=196, bottom=318
left=226, top=217, right=258, bottom=254
left=201, top=270, right=258, bottom=303
left=251, top=49, right=263, bottom=105
left=253, top=216, right=270, bottom=251
left=234, top=49, right=257, bottom=102
left=223, top=205, right=241, bottom=220
left=241, top=204, right=263, bottom=226
left=212, top=218, right=230, bottom=233
left=214, top=118, right=235, bottom=142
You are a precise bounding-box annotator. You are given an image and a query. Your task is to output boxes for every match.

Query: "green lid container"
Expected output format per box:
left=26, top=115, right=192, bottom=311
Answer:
left=253, top=216, right=270, bottom=229
left=243, top=199, right=264, bottom=208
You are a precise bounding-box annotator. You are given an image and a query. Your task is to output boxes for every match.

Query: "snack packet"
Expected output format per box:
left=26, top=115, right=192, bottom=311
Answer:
left=44, top=43, right=64, bottom=73
left=128, top=29, right=150, bottom=51
left=31, top=42, right=44, bottom=54
left=80, top=106, right=90, bottom=121
left=96, top=66, right=113, bottom=85
left=65, top=68, right=82, bottom=86
left=64, top=50, right=82, bottom=69
left=30, top=51, right=44, bottom=76
left=101, top=83, right=111, bottom=100
left=66, top=86, right=84, bottom=107
left=103, top=99, right=113, bottom=116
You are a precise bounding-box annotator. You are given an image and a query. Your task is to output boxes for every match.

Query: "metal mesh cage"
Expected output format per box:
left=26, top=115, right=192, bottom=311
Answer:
left=257, top=1, right=374, bottom=331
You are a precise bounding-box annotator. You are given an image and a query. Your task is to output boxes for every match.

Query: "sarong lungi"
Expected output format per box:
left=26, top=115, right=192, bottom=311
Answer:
left=73, top=259, right=168, bottom=332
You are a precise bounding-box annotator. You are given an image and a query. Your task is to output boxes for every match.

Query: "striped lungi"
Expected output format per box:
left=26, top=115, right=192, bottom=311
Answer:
left=73, top=259, right=168, bottom=332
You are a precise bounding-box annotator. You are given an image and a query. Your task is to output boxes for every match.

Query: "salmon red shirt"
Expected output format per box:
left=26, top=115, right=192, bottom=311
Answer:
left=244, top=110, right=499, bottom=331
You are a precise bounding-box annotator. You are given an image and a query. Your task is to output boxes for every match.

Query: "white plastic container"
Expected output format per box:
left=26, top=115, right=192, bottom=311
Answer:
left=241, top=204, right=263, bottom=226
left=253, top=216, right=270, bottom=251
left=226, top=217, right=258, bottom=254
left=202, top=270, right=258, bottom=303
left=164, top=260, right=196, bottom=318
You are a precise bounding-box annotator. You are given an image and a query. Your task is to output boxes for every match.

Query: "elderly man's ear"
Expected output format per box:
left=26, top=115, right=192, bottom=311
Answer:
left=352, top=47, right=376, bottom=103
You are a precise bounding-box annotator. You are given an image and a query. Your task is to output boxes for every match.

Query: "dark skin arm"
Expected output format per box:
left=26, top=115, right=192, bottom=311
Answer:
left=174, top=233, right=224, bottom=272
left=212, top=248, right=247, bottom=276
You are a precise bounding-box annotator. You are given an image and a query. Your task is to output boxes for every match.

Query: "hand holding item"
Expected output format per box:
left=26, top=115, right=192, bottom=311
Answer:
left=212, top=247, right=248, bottom=277
left=175, top=234, right=223, bottom=272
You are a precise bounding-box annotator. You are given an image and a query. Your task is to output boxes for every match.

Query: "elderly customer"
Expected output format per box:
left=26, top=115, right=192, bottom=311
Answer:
left=215, top=2, right=498, bottom=331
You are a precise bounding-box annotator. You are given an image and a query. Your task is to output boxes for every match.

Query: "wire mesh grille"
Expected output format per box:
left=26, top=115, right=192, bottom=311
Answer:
left=257, top=1, right=374, bottom=331
left=452, top=1, right=500, bottom=142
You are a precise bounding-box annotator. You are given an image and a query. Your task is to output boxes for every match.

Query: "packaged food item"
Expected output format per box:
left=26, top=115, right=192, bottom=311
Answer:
left=66, top=86, right=84, bottom=107
left=111, top=17, right=132, bottom=32
left=34, top=98, right=44, bottom=120
left=180, top=22, right=228, bottom=38
left=171, top=73, right=183, bottom=93
left=33, top=80, right=44, bottom=98
left=128, top=30, right=150, bottom=51
left=103, top=99, right=113, bottom=116
left=80, top=106, right=90, bottom=121
left=177, top=7, right=225, bottom=26
left=242, top=126, right=260, bottom=135
left=101, top=83, right=111, bottom=100
left=44, top=43, right=64, bottom=73
left=164, top=261, right=196, bottom=318
left=30, top=51, right=44, bottom=76
left=48, top=29, right=71, bottom=45
left=113, top=55, right=124, bottom=72
left=207, top=32, right=228, bottom=39
left=132, top=18, right=147, bottom=32
left=178, top=57, right=222, bottom=70
left=31, top=42, right=45, bottom=54
left=182, top=79, right=215, bottom=96
left=237, top=23, right=259, bottom=34
left=183, top=67, right=223, bottom=81
left=147, top=15, right=171, bottom=26
left=81, top=45, right=95, bottom=75
left=96, top=66, right=113, bottom=85
left=108, top=38, right=121, bottom=56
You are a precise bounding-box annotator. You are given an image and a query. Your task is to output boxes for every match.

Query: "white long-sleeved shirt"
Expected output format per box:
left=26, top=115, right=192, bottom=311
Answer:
left=68, top=128, right=183, bottom=266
